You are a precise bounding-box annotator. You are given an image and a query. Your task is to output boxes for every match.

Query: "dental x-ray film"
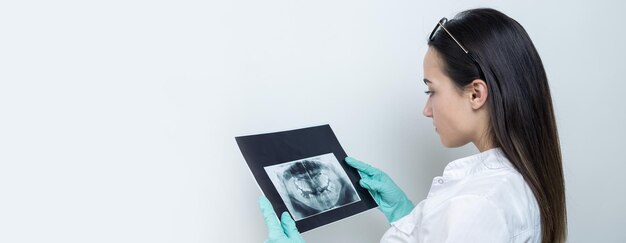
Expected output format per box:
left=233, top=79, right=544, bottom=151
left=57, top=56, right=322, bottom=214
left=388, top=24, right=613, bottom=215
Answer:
left=236, top=124, right=377, bottom=233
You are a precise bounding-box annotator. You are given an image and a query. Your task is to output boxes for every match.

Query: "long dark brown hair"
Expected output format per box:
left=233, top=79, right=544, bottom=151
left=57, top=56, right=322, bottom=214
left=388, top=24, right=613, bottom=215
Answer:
left=427, top=8, right=567, bottom=242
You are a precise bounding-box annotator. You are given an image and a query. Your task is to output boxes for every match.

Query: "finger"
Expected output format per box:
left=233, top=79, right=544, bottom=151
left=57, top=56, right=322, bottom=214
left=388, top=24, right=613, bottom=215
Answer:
left=259, top=196, right=286, bottom=239
left=360, top=178, right=385, bottom=192
left=280, top=211, right=300, bottom=238
left=359, top=179, right=373, bottom=190
left=345, top=157, right=379, bottom=176
left=357, top=170, right=370, bottom=179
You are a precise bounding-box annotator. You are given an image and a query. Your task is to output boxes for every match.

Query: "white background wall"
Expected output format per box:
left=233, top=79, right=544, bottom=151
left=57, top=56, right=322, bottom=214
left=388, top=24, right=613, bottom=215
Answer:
left=1, top=0, right=624, bottom=242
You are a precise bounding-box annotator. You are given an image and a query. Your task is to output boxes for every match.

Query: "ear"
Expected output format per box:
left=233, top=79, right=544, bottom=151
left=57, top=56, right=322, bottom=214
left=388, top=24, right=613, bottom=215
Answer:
left=468, top=79, right=488, bottom=110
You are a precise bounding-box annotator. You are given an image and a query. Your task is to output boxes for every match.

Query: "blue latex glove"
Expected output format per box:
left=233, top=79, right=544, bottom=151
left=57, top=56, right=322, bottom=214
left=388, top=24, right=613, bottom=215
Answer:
left=345, top=156, right=415, bottom=223
left=259, top=196, right=305, bottom=243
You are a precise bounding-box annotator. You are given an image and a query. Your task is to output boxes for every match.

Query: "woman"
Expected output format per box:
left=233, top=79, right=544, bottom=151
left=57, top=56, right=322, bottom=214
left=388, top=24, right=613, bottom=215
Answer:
left=258, top=8, right=567, bottom=243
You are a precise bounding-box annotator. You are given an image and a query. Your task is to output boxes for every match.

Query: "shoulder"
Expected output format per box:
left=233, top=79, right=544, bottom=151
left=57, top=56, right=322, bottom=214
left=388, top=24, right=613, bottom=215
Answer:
left=418, top=194, right=511, bottom=242
left=455, top=152, right=537, bottom=210
left=422, top=168, right=541, bottom=240
left=468, top=163, right=540, bottom=226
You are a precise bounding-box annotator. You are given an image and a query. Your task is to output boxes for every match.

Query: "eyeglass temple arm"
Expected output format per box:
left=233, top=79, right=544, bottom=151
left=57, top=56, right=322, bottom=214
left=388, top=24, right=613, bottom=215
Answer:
left=437, top=21, right=469, bottom=54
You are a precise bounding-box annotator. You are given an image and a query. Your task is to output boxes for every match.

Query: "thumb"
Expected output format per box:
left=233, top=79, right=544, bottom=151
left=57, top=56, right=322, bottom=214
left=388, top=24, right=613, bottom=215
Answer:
left=280, top=212, right=300, bottom=238
left=259, top=196, right=285, bottom=239
left=345, top=157, right=380, bottom=176
left=360, top=178, right=386, bottom=193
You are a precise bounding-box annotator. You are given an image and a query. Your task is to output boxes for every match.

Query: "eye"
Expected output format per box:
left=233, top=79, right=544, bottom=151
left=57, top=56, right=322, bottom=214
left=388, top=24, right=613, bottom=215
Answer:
left=424, top=90, right=434, bottom=96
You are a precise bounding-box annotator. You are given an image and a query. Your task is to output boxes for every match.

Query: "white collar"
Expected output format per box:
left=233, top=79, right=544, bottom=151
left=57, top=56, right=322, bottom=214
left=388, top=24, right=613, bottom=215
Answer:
left=442, top=147, right=512, bottom=179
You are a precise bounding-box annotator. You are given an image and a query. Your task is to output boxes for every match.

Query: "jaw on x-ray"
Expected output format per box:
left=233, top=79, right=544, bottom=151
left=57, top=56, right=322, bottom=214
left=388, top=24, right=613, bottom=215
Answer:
left=238, top=125, right=377, bottom=232
left=268, top=154, right=360, bottom=221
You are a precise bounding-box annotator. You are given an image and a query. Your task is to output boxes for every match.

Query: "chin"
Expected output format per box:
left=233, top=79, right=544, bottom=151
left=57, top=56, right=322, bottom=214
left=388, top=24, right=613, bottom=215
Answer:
left=440, top=137, right=469, bottom=148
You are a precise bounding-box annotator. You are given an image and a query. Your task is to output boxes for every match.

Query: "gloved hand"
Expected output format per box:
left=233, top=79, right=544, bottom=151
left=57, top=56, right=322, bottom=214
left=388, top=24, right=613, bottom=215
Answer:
left=345, top=156, right=415, bottom=224
left=259, top=196, right=305, bottom=243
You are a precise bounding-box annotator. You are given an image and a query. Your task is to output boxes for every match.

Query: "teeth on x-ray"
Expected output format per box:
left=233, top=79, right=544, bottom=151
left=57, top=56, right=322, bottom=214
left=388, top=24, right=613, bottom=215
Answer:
left=295, top=175, right=332, bottom=198
left=264, top=153, right=361, bottom=221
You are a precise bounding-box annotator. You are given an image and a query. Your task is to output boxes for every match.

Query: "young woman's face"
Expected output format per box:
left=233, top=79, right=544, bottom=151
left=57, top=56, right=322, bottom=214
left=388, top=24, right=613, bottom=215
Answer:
left=422, top=48, right=477, bottom=148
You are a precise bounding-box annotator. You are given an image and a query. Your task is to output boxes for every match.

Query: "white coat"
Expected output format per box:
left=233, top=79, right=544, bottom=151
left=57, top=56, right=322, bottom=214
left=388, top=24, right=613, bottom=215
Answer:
left=380, top=147, right=541, bottom=243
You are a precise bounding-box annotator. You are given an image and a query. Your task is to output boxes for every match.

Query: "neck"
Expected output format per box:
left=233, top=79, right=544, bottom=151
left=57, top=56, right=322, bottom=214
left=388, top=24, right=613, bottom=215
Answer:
left=474, top=129, right=495, bottom=152
left=476, top=143, right=496, bottom=152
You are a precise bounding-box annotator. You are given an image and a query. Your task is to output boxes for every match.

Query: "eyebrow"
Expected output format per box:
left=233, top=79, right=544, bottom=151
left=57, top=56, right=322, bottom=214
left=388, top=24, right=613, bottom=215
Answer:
left=423, top=78, right=432, bottom=85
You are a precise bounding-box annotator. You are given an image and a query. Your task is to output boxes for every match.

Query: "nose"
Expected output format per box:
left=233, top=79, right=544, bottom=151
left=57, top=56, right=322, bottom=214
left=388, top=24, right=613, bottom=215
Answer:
left=423, top=99, right=433, bottom=118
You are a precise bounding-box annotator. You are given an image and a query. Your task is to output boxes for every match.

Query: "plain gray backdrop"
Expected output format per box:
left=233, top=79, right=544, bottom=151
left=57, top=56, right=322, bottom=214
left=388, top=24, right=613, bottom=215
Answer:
left=1, top=0, right=624, bottom=242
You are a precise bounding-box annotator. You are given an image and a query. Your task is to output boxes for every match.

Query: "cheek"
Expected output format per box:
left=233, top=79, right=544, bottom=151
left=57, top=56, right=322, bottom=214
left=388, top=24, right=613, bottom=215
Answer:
left=432, top=97, right=465, bottom=138
left=431, top=98, right=450, bottom=128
